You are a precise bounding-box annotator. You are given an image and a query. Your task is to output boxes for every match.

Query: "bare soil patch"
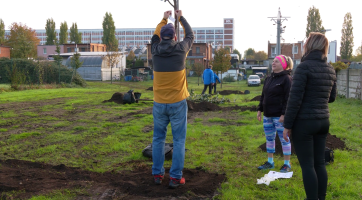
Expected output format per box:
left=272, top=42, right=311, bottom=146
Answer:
left=102, top=92, right=124, bottom=104
left=259, top=133, right=348, bottom=156
left=250, top=95, right=262, bottom=102
left=0, top=159, right=225, bottom=200
left=218, top=90, right=244, bottom=95
left=187, top=100, right=257, bottom=113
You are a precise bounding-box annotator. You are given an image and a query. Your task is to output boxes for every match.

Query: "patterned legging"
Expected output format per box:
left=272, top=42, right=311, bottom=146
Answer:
left=263, top=116, right=291, bottom=155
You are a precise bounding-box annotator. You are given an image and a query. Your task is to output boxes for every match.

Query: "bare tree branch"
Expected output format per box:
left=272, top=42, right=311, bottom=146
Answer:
left=167, top=0, right=174, bottom=8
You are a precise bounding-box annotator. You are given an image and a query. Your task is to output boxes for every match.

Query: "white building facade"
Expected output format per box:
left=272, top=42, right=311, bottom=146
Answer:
left=5, top=18, right=234, bottom=51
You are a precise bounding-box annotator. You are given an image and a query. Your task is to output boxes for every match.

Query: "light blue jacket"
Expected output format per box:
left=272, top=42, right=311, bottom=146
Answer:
left=214, top=73, right=221, bottom=83
left=202, top=68, right=215, bottom=85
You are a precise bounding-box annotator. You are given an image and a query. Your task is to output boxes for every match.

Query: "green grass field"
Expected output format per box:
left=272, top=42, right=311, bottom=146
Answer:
left=0, top=77, right=361, bottom=199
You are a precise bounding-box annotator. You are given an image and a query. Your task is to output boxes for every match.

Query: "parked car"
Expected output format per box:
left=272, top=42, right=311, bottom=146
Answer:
left=247, top=75, right=261, bottom=86
left=255, top=72, right=264, bottom=79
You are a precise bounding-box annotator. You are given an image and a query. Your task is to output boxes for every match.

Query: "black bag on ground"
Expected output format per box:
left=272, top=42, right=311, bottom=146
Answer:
left=123, top=90, right=137, bottom=104
left=142, top=143, right=173, bottom=160
left=325, top=147, right=334, bottom=164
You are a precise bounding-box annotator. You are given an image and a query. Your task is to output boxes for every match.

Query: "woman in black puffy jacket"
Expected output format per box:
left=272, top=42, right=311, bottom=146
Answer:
left=283, top=32, right=337, bottom=200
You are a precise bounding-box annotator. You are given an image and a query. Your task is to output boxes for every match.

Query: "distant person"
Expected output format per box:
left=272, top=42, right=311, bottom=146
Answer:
left=283, top=32, right=336, bottom=200
left=151, top=10, right=194, bottom=189
left=257, top=55, right=293, bottom=173
left=212, top=72, right=221, bottom=94
left=202, top=65, right=215, bottom=94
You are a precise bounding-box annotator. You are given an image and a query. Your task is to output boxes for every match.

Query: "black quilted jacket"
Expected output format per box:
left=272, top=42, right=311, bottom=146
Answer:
left=257, top=70, right=292, bottom=117
left=283, top=50, right=337, bottom=129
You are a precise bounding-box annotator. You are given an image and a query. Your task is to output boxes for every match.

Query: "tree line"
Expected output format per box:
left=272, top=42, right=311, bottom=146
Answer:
left=0, top=12, right=118, bottom=59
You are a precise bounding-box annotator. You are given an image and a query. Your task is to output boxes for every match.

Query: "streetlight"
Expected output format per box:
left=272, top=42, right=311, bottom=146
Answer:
left=160, top=0, right=180, bottom=42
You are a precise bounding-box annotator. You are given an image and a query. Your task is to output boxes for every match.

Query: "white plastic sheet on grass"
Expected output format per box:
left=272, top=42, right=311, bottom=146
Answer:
left=257, top=171, right=293, bottom=186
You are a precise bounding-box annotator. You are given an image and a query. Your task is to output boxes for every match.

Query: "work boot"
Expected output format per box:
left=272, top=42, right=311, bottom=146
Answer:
left=169, top=177, right=185, bottom=189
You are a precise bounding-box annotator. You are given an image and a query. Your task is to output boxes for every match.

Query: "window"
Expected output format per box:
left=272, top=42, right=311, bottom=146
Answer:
left=81, top=48, right=86, bottom=52
left=196, top=47, right=200, bottom=53
left=67, top=47, right=71, bottom=53
left=43, top=48, right=47, bottom=54
left=293, top=45, right=298, bottom=54
left=271, top=47, right=276, bottom=57
left=328, top=46, right=330, bottom=54
left=197, top=30, right=205, bottom=34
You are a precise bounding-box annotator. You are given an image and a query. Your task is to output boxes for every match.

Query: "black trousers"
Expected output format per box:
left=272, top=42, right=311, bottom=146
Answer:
left=202, top=84, right=212, bottom=94
left=292, top=118, right=330, bottom=200
left=212, top=83, right=217, bottom=94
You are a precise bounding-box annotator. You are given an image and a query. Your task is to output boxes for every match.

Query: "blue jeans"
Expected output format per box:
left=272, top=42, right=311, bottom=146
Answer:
left=152, top=99, right=188, bottom=179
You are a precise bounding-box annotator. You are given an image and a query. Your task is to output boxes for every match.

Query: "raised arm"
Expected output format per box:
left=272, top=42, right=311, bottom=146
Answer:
left=176, top=10, right=194, bottom=51
left=151, top=11, right=170, bottom=52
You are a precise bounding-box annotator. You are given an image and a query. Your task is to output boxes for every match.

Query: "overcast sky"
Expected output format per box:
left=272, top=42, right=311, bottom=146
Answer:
left=2, top=0, right=361, bottom=56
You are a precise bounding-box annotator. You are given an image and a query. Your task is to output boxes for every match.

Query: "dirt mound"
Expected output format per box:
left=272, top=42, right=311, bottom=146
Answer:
left=187, top=100, right=257, bottom=113
left=0, top=159, right=225, bottom=199
left=102, top=92, right=123, bottom=104
left=259, top=133, right=348, bottom=156
left=146, top=87, right=153, bottom=91
left=187, top=100, right=220, bottom=112
left=250, top=95, right=262, bottom=101
left=218, top=90, right=244, bottom=95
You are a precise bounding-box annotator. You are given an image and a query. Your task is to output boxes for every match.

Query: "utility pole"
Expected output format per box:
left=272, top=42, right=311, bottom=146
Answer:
left=268, top=8, right=290, bottom=55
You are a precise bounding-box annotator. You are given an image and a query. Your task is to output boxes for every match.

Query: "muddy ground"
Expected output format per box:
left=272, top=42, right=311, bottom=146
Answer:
left=259, top=133, right=348, bottom=156
left=0, top=159, right=225, bottom=200
left=218, top=90, right=244, bottom=95
left=1, top=96, right=260, bottom=199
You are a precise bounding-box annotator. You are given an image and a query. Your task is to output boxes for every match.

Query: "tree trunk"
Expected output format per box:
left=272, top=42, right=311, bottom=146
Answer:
left=221, top=73, right=223, bottom=89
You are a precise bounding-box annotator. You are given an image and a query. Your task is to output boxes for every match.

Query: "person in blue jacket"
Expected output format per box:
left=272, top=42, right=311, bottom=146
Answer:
left=202, top=65, right=215, bottom=94
left=212, top=72, right=221, bottom=94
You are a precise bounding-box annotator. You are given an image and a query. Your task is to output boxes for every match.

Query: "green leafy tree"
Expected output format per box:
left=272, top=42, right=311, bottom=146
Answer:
left=70, top=52, right=83, bottom=81
left=350, top=46, right=362, bottom=62
left=0, top=19, right=5, bottom=44
left=59, top=21, right=68, bottom=44
left=232, top=49, right=242, bottom=61
left=5, top=22, right=40, bottom=58
left=244, top=48, right=255, bottom=59
left=306, top=6, right=325, bottom=37
left=102, top=12, right=118, bottom=51
left=254, top=51, right=268, bottom=65
left=224, top=46, right=231, bottom=53
left=127, top=50, right=135, bottom=61
left=70, top=23, right=82, bottom=44
left=340, top=12, right=354, bottom=60
left=330, top=61, right=348, bottom=72
left=211, top=47, right=231, bottom=88
left=192, top=62, right=204, bottom=86
left=45, top=18, right=56, bottom=45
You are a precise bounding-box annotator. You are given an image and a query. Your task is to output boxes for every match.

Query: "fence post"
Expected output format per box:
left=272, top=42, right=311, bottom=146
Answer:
left=346, top=68, right=349, bottom=98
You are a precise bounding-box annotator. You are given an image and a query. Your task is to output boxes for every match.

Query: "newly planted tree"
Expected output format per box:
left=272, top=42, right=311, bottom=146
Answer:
left=102, top=43, right=122, bottom=84
left=340, top=12, right=354, bottom=60
left=192, top=62, right=204, bottom=86
left=70, top=53, right=83, bottom=81
left=212, top=47, right=231, bottom=88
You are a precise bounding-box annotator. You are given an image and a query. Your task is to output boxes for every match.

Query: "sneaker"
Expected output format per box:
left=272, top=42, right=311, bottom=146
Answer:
left=154, top=175, right=164, bottom=185
left=280, top=164, right=292, bottom=173
left=169, top=177, right=185, bottom=189
left=257, top=161, right=274, bottom=170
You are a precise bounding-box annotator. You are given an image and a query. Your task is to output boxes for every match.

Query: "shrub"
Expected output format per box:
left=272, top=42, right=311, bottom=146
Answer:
left=222, top=75, right=235, bottom=82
